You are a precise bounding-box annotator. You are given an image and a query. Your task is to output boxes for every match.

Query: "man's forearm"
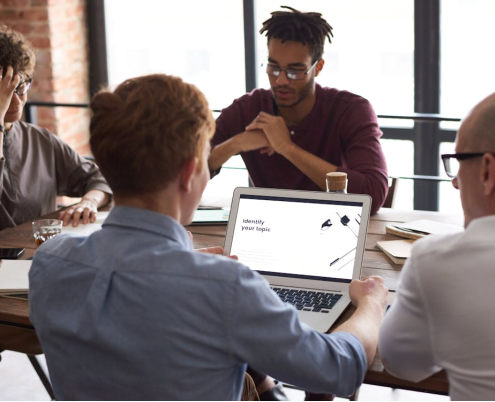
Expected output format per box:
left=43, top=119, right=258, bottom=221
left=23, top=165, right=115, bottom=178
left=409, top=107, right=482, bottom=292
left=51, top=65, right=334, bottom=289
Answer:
left=0, top=130, right=3, bottom=159
left=208, top=136, right=243, bottom=171
left=281, top=143, right=338, bottom=190
left=82, top=189, right=110, bottom=209
left=332, top=300, right=386, bottom=367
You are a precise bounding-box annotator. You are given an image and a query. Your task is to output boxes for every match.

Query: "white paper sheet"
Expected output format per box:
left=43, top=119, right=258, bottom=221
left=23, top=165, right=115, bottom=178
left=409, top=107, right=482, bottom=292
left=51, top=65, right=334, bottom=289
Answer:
left=61, top=211, right=110, bottom=237
left=0, top=260, right=32, bottom=293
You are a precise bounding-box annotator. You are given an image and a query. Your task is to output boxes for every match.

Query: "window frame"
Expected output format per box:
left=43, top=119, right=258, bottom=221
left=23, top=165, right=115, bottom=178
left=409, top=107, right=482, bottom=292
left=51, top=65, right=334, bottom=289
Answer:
left=92, top=0, right=456, bottom=211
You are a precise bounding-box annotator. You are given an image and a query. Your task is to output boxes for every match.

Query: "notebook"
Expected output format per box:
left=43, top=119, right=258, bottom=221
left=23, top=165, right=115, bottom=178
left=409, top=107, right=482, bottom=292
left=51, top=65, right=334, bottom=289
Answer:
left=0, top=293, right=29, bottom=300
left=385, top=219, right=464, bottom=240
left=190, top=208, right=230, bottom=226
left=376, top=239, right=415, bottom=265
left=0, top=260, right=32, bottom=294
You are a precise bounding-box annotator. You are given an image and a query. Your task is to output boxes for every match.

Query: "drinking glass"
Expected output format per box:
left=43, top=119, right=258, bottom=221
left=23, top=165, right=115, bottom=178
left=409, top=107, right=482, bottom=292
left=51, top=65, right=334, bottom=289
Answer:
left=32, top=219, right=63, bottom=247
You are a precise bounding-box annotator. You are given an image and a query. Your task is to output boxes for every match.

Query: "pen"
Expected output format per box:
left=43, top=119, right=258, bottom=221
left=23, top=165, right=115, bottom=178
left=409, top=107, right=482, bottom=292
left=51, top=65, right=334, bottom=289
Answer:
left=330, top=247, right=357, bottom=266
left=337, top=258, right=353, bottom=271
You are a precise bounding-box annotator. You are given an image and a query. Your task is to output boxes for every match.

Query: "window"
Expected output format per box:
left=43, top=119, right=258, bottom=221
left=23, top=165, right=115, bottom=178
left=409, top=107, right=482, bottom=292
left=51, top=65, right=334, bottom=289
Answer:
left=203, top=155, right=250, bottom=202
left=440, top=0, right=495, bottom=130
left=101, top=1, right=477, bottom=212
left=104, top=0, right=245, bottom=110
left=380, top=139, right=414, bottom=210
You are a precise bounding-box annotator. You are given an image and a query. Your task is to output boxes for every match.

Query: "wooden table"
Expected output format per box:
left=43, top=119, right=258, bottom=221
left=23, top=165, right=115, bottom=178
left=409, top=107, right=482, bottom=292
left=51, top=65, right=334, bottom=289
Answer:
left=0, top=208, right=463, bottom=395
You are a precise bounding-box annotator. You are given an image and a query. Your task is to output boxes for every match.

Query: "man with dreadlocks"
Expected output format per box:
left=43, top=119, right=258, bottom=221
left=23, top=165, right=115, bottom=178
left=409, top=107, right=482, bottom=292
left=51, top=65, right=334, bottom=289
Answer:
left=209, top=6, right=388, bottom=215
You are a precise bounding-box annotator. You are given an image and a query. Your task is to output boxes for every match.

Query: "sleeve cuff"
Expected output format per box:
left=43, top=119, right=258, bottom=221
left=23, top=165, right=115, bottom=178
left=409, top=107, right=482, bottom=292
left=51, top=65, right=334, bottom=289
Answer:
left=87, top=182, right=113, bottom=196
left=330, top=331, right=368, bottom=385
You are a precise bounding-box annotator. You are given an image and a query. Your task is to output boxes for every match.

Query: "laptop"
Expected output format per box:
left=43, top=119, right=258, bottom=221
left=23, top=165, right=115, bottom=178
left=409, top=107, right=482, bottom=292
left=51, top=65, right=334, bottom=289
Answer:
left=223, top=187, right=371, bottom=332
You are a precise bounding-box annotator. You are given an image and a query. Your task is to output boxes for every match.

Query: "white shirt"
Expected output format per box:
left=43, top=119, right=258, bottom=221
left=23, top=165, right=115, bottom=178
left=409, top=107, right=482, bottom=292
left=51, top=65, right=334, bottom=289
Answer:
left=379, top=215, right=495, bottom=401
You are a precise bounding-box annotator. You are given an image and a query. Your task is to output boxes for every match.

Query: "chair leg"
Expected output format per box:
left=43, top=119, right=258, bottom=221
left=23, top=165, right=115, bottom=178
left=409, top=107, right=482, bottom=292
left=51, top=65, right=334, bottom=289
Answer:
left=27, top=355, right=56, bottom=400
left=349, top=386, right=360, bottom=401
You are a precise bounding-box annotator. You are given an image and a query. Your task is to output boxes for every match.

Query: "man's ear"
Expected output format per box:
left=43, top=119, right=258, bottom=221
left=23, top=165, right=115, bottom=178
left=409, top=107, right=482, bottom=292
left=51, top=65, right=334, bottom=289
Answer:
left=481, top=153, right=495, bottom=196
left=179, top=157, right=199, bottom=194
left=315, top=59, right=325, bottom=77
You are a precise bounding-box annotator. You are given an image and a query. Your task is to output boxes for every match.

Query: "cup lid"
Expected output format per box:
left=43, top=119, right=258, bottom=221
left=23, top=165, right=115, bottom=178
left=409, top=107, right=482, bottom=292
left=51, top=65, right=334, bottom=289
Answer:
left=326, top=172, right=347, bottom=190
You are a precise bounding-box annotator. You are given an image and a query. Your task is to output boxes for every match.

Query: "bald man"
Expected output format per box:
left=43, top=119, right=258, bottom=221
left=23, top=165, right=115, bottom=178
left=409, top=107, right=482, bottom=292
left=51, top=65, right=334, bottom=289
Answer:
left=378, top=93, right=495, bottom=400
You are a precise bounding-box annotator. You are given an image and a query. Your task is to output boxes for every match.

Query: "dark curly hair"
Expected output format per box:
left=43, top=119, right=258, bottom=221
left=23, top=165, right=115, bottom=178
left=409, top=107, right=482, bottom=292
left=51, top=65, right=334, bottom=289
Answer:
left=0, top=24, right=36, bottom=77
left=260, top=6, right=333, bottom=62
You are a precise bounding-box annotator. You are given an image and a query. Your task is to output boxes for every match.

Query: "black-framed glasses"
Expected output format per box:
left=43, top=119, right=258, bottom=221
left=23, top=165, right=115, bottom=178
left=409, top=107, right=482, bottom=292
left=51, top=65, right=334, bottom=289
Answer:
left=263, top=59, right=319, bottom=81
left=441, top=152, right=489, bottom=178
left=14, top=76, right=33, bottom=97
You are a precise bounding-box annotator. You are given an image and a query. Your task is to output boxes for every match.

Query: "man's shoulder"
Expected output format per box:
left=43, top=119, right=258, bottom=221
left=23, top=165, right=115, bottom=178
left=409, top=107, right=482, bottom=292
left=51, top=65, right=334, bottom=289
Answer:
left=29, top=234, right=88, bottom=283
left=12, top=121, right=54, bottom=141
left=33, top=231, right=256, bottom=285
left=406, top=231, right=468, bottom=278
left=412, top=231, right=464, bottom=257
left=216, top=88, right=273, bottom=129
left=33, top=233, right=88, bottom=262
left=317, top=84, right=370, bottom=107
left=229, top=88, right=273, bottom=108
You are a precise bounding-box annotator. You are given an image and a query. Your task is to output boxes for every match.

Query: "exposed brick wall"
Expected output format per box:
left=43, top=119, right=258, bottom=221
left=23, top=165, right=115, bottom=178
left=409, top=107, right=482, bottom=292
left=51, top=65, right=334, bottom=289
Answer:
left=0, top=0, right=91, bottom=155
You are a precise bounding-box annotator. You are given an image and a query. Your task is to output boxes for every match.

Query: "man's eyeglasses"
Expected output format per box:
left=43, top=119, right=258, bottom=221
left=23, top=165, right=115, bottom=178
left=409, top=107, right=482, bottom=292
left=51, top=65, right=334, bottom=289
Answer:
left=441, top=152, right=492, bottom=178
left=14, top=77, right=33, bottom=97
left=263, top=59, right=319, bottom=81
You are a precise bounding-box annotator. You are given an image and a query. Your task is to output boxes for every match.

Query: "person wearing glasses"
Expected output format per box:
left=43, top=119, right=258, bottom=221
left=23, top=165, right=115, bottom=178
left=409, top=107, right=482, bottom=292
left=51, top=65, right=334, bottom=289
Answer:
left=378, top=93, right=495, bottom=400
left=0, top=25, right=111, bottom=231
left=209, top=6, right=388, bottom=215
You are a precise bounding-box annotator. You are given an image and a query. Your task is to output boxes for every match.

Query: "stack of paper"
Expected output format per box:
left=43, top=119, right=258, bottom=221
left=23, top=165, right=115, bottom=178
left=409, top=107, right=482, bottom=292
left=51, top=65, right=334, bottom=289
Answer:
left=0, top=260, right=32, bottom=294
left=386, top=219, right=463, bottom=240
left=376, top=239, right=415, bottom=265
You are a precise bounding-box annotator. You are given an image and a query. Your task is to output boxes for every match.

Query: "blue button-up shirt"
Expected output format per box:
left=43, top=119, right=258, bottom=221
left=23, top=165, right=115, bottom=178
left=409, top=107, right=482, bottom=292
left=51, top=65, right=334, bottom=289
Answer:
left=30, top=206, right=366, bottom=400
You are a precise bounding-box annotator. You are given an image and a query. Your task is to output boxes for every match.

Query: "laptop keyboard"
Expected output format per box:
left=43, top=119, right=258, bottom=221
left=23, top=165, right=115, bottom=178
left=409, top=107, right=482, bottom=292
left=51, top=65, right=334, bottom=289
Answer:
left=271, top=287, right=343, bottom=313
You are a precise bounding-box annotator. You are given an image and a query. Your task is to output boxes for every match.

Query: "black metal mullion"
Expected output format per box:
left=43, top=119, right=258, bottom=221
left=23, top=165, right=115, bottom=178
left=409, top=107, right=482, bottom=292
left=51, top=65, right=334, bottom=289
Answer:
left=24, top=104, right=37, bottom=125
left=438, top=129, right=457, bottom=143
left=414, top=0, right=441, bottom=211
left=243, top=0, right=257, bottom=92
left=87, top=0, right=109, bottom=97
left=381, top=127, right=415, bottom=141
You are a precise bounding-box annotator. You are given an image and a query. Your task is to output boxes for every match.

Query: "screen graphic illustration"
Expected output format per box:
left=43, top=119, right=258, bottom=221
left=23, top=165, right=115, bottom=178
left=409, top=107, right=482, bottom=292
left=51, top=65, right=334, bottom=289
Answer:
left=319, top=211, right=360, bottom=270
left=321, top=219, right=333, bottom=231
left=230, top=196, right=364, bottom=282
left=337, top=212, right=358, bottom=238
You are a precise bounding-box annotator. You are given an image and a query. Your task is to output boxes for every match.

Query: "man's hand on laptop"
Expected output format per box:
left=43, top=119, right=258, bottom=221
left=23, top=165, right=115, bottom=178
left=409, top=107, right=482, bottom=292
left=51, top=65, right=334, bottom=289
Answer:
left=187, top=231, right=238, bottom=259
left=349, top=276, right=388, bottom=311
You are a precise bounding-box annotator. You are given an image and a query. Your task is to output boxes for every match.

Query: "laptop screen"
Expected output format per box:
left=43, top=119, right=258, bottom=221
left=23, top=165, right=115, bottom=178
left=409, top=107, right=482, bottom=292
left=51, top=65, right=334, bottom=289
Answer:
left=229, top=194, right=365, bottom=283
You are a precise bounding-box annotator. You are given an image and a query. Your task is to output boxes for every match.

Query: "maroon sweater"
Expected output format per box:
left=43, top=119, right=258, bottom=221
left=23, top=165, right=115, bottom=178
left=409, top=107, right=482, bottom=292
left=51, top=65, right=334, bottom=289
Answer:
left=211, top=84, right=388, bottom=215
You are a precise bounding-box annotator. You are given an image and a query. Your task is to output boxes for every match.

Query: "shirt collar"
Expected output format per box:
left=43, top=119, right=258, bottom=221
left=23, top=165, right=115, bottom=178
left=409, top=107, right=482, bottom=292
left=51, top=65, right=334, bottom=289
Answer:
left=466, top=214, right=495, bottom=232
left=102, top=205, right=193, bottom=250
